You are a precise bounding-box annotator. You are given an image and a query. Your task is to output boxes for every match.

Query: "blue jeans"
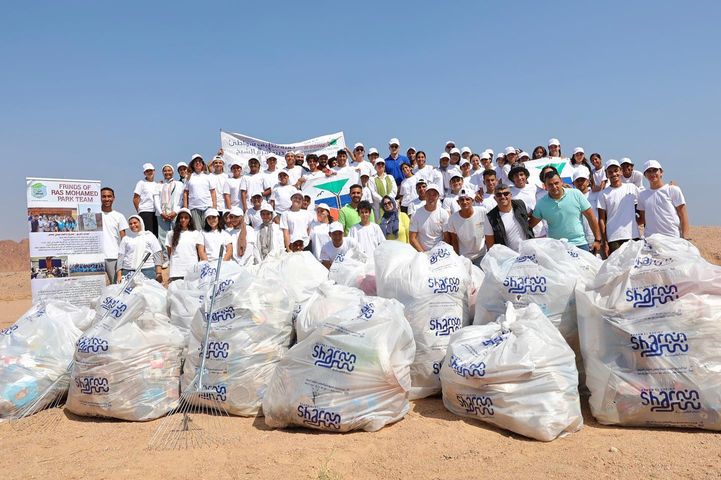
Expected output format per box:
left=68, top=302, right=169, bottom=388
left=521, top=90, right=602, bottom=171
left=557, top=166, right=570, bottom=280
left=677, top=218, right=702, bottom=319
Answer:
left=576, top=244, right=590, bottom=252
left=122, top=267, right=157, bottom=281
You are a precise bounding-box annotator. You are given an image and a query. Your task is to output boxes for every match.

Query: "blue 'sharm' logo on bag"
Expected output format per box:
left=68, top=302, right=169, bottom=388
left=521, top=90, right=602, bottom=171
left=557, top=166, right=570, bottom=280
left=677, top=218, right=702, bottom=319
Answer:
left=630, top=332, right=688, bottom=357
left=625, top=285, right=678, bottom=308
left=640, top=389, right=701, bottom=412
left=456, top=394, right=494, bottom=416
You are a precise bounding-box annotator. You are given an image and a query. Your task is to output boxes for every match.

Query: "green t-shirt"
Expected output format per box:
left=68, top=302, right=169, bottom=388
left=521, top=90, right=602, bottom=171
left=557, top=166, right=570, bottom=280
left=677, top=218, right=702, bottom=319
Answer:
left=532, top=188, right=592, bottom=246
left=338, top=204, right=375, bottom=235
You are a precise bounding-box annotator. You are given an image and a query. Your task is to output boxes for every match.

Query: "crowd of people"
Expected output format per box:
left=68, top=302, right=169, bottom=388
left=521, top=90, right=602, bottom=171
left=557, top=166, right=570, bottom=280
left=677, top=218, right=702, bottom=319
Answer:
left=29, top=214, right=77, bottom=233
left=100, top=137, right=690, bottom=284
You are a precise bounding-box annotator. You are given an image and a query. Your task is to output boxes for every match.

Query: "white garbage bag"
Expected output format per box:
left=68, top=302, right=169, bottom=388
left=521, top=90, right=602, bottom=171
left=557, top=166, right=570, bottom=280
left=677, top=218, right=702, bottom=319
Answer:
left=578, top=234, right=721, bottom=429
left=375, top=241, right=473, bottom=399
left=294, top=282, right=366, bottom=343
left=66, top=276, right=185, bottom=421
left=475, top=238, right=601, bottom=345
left=182, top=265, right=293, bottom=416
left=441, top=302, right=583, bottom=441
left=262, top=296, right=415, bottom=432
left=329, top=246, right=376, bottom=295
left=0, top=301, right=93, bottom=418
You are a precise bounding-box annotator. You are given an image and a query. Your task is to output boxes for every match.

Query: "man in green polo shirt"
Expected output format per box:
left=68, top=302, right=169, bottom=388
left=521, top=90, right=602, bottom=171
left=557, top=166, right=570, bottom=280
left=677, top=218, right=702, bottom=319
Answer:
left=529, top=171, right=601, bottom=253
left=338, top=184, right=375, bottom=235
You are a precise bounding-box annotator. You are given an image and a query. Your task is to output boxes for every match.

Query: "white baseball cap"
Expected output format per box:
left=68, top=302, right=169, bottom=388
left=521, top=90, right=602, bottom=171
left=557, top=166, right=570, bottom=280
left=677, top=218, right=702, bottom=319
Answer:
left=461, top=146, right=472, bottom=154
left=190, top=153, right=203, bottom=162
left=573, top=147, right=585, bottom=155
left=497, top=152, right=506, bottom=158
left=480, top=152, right=491, bottom=160
left=204, top=208, right=219, bottom=219
left=353, top=142, right=365, bottom=150
left=388, top=138, right=400, bottom=146
left=368, top=147, right=379, bottom=156
left=259, top=202, right=274, bottom=214
left=457, top=188, right=473, bottom=200
left=450, top=147, right=461, bottom=155
left=440, top=152, right=451, bottom=160
left=358, top=163, right=374, bottom=177
left=459, top=159, right=471, bottom=167
left=518, top=151, right=530, bottom=159
left=548, top=138, right=561, bottom=146
left=504, top=146, right=516, bottom=156
left=176, top=161, right=188, bottom=169
left=329, top=221, right=344, bottom=233
left=289, top=231, right=308, bottom=244
left=315, top=203, right=331, bottom=212
left=229, top=206, right=244, bottom=217
left=212, top=155, right=224, bottom=163
left=643, top=160, right=663, bottom=172
left=230, top=160, right=243, bottom=168
left=142, top=163, right=155, bottom=172
left=290, top=191, right=303, bottom=200
left=407, top=146, right=417, bottom=152
left=484, top=148, right=494, bottom=156
left=445, top=140, right=456, bottom=147
left=620, top=157, right=634, bottom=165
left=426, top=183, right=442, bottom=194
left=605, top=159, right=621, bottom=169
left=572, top=170, right=589, bottom=182
left=375, top=158, right=386, bottom=165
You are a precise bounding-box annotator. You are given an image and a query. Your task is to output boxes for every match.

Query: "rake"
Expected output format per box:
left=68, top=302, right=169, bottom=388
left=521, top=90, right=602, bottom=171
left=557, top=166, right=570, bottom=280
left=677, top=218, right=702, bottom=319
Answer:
left=9, top=253, right=152, bottom=429
left=148, top=247, right=233, bottom=449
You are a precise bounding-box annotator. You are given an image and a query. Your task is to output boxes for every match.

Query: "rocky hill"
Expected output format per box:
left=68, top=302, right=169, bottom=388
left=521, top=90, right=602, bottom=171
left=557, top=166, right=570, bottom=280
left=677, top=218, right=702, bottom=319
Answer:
left=0, top=239, right=29, bottom=272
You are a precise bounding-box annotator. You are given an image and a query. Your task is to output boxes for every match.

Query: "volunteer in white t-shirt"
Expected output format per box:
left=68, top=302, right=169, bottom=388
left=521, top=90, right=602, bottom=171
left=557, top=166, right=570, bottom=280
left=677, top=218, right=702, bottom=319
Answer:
left=308, top=203, right=332, bottom=260
left=100, top=187, right=128, bottom=284
left=474, top=168, right=498, bottom=211
left=588, top=153, right=606, bottom=216
left=183, top=154, right=217, bottom=231
left=115, top=215, right=163, bottom=283
left=620, top=158, right=645, bottom=189
left=398, top=162, right=418, bottom=214
left=270, top=170, right=298, bottom=215
left=409, top=184, right=450, bottom=252
left=348, top=200, right=386, bottom=256
left=209, top=156, right=230, bottom=212
left=254, top=202, right=285, bottom=261
left=413, top=151, right=443, bottom=187
left=226, top=160, right=244, bottom=208
left=240, top=158, right=272, bottom=211
left=320, top=222, right=359, bottom=269
left=165, top=208, right=207, bottom=281
left=155, top=163, right=184, bottom=266
left=133, top=163, right=159, bottom=237
left=638, top=160, right=689, bottom=239
left=263, top=155, right=281, bottom=191
left=280, top=191, right=312, bottom=250
left=598, top=159, right=641, bottom=256
left=201, top=208, right=233, bottom=262
left=445, top=189, right=487, bottom=266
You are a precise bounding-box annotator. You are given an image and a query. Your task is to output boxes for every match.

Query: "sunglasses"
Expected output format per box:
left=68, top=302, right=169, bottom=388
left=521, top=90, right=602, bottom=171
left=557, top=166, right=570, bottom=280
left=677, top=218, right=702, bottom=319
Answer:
left=355, top=148, right=364, bottom=152
left=390, top=145, right=399, bottom=148
left=494, top=191, right=511, bottom=198
left=382, top=201, right=393, bottom=206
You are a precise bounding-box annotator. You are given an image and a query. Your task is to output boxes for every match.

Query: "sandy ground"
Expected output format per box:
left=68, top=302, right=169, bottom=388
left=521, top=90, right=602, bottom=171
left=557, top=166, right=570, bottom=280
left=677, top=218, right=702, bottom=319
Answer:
left=1, top=228, right=720, bottom=480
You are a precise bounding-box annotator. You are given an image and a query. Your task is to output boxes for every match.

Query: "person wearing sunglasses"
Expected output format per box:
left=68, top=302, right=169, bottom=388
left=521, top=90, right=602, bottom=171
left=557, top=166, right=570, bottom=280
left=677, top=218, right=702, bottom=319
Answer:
left=385, top=137, right=409, bottom=187
left=483, top=183, right=534, bottom=252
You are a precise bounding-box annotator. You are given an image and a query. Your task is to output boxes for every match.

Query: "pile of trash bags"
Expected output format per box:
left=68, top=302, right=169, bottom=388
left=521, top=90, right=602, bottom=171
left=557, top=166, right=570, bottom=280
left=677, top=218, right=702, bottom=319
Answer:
left=0, top=301, right=93, bottom=418
left=375, top=241, right=474, bottom=399
left=441, top=302, right=582, bottom=441
left=262, top=295, right=415, bottom=432
left=475, top=238, right=601, bottom=347
left=577, top=234, right=721, bottom=430
left=294, top=282, right=365, bottom=343
left=329, top=246, right=377, bottom=295
left=181, top=261, right=293, bottom=416
left=66, top=276, right=184, bottom=421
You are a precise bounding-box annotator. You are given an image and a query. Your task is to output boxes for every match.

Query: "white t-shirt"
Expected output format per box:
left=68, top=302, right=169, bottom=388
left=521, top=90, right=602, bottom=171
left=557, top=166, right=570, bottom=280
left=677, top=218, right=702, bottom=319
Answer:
left=241, top=173, right=271, bottom=200
left=210, top=173, right=230, bottom=210
left=495, top=164, right=511, bottom=185
left=638, top=184, right=686, bottom=237
left=227, top=227, right=256, bottom=266
left=333, top=165, right=359, bottom=185
left=598, top=183, right=640, bottom=242
left=483, top=210, right=528, bottom=252
left=225, top=176, right=243, bottom=208
left=270, top=184, right=297, bottom=214
left=409, top=205, right=450, bottom=251
left=285, top=165, right=304, bottom=186
left=245, top=207, right=263, bottom=229
left=320, top=237, right=359, bottom=262
left=280, top=209, right=311, bottom=239
left=414, top=165, right=443, bottom=187
left=445, top=207, right=487, bottom=260
left=263, top=169, right=281, bottom=188
left=442, top=193, right=462, bottom=215
left=165, top=229, right=203, bottom=278
left=308, top=221, right=331, bottom=260
left=202, top=229, right=232, bottom=261
left=348, top=223, right=385, bottom=256
left=134, top=180, right=158, bottom=213
left=185, top=173, right=215, bottom=210
left=399, top=176, right=418, bottom=207
left=117, top=233, right=162, bottom=270
left=621, top=170, right=645, bottom=189
left=510, top=183, right=539, bottom=212
left=408, top=198, right=426, bottom=217
left=477, top=192, right=497, bottom=211
left=101, top=210, right=128, bottom=259
left=439, top=167, right=462, bottom=195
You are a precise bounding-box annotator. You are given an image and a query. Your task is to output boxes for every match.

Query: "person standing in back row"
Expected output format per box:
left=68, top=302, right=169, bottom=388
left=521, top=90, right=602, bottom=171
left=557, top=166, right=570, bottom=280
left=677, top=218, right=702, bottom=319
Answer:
left=134, top=163, right=159, bottom=237
left=385, top=137, right=409, bottom=187
left=101, top=187, right=128, bottom=284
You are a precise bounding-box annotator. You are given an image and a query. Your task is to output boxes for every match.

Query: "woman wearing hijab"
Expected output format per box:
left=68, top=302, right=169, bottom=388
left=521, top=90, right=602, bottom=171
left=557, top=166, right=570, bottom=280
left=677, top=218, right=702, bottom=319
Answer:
left=379, top=195, right=410, bottom=243
left=155, top=163, right=184, bottom=266
left=166, top=208, right=206, bottom=281
left=254, top=202, right=284, bottom=260
left=308, top=203, right=331, bottom=260
left=115, top=214, right=164, bottom=283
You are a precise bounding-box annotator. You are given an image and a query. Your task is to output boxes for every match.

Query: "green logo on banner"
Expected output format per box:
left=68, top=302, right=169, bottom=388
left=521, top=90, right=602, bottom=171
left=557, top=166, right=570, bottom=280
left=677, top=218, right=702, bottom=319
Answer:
left=30, top=182, right=47, bottom=199
left=314, top=178, right=349, bottom=195
left=328, top=137, right=340, bottom=146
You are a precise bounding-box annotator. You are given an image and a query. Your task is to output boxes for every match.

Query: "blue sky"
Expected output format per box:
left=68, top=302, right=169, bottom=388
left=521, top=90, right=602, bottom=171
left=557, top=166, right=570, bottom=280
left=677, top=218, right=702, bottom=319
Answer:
left=2, top=1, right=719, bottom=240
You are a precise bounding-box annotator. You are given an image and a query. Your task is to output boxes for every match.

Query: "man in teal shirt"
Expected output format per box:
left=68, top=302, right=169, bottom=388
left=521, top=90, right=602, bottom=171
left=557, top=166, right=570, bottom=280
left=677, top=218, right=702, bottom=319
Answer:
left=338, top=184, right=375, bottom=235
left=530, top=171, right=601, bottom=253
